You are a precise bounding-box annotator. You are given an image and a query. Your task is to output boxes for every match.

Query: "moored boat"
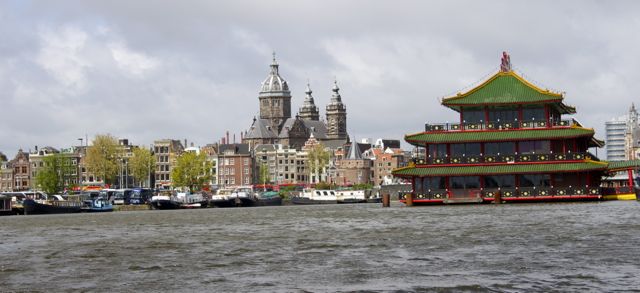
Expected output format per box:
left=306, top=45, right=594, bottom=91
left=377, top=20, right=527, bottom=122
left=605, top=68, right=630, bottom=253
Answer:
left=291, top=189, right=338, bottom=205
left=336, top=190, right=367, bottom=204
left=255, top=191, right=283, bottom=206
left=81, top=197, right=114, bottom=212
left=177, top=192, right=208, bottom=208
left=227, top=187, right=257, bottom=207
left=23, top=196, right=82, bottom=215
left=150, top=195, right=182, bottom=210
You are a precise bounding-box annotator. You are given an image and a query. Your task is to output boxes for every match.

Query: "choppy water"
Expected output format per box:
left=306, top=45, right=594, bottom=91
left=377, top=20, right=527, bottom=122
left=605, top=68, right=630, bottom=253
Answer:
left=1, top=201, right=639, bottom=292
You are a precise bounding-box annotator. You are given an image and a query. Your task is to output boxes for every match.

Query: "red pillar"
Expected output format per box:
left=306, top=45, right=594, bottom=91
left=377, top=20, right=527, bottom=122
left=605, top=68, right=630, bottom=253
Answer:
left=628, top=169, right=634, bottom=187
left=544, top=105, right=550, bottom=127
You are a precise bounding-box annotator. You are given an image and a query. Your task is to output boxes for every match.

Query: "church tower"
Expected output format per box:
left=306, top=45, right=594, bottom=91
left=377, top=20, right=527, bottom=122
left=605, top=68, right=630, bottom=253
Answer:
left=298, top=83, right=320, bottom=121
left=326, top=80, right=348, bottom=140
left=259, top=53, right=292, bottom=133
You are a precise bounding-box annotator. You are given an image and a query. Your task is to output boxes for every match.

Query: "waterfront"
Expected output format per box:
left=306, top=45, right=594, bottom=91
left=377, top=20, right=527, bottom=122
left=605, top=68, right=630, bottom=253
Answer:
left=1, top=201, right=639, bottom=292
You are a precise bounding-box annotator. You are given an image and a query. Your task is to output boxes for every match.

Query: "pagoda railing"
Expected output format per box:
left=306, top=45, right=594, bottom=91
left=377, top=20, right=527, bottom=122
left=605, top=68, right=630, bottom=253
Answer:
left=413, top=152, right=592, bottom=165
left=425, top=119, right=579, bottom=132
left=406, top=186, right=601, bottom=200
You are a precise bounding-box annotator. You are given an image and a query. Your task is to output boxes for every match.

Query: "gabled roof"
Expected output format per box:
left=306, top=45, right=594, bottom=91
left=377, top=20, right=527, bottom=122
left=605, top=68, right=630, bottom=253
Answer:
left=245, top=118, right=278, bottom=139
left=218, top=144, right=250, bottom=155
left=442, top=71, right=575, bottom=114
left=393, top=161, right=607, bottom=177
left=406, top=127, right=597, bottom=145
left=279, top=118, right=329, bottom=140
left=345, top=139, right=364, bottom=160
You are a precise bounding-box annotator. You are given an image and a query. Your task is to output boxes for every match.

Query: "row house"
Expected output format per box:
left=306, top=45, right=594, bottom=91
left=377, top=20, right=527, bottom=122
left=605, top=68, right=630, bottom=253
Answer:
left=29, top=146, right=80, bottom=190
left=201, top=144, right=219, bottom=189
left=218, top=144, right=252, bottom=188
left=254, top=144, right=308, bottom=185
left=11, top=149, right=31, bottom=191
left=0, top=160, right=12, bottom=192
left=154, top=139, right=184, bottom=189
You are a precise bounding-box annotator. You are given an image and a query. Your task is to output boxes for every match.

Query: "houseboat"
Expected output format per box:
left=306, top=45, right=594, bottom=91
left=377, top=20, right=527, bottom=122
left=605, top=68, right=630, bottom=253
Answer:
left=392, top=52, right=640, bottom=205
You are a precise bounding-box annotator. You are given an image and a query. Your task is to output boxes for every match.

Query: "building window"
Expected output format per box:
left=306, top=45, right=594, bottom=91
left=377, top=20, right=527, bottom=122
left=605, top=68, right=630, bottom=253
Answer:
left=229, top=158, right=235, bottom=165
left=244, top=168, right=249, bottom=175
left=244, top=158, right=249, bottom=165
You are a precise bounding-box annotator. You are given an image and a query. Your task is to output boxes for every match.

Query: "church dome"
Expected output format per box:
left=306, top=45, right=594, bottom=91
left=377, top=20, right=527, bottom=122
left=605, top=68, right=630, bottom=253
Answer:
left=260, top=53, right=290, bottom=95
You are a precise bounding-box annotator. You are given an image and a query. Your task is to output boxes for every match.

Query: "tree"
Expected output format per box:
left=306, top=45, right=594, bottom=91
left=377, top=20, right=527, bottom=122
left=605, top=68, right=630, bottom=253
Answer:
left=171, top=151, right=212, bottom=192
left=258, top=162, right=271, bottom=186
left=129, top=147, right=156, bottom=187
left=307, top=143, right=330, bottom=184
left=85, top=134, right=120, bottom=186
left=35, top=154, right=75, bottom=195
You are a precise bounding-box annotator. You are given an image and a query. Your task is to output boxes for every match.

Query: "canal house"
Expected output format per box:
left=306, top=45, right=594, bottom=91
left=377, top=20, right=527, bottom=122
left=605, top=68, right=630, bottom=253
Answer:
left=393, top=52, right=640, bottom=204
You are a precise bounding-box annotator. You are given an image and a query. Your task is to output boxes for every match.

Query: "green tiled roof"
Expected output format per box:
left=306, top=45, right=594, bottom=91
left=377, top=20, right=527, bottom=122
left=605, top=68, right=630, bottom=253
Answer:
left=442, top=71, right=575, bottom=114
left=607, top=160, right=640, bottom=172
left=392, top=161, right=608, bottom=177
left=406, top=127, right=595, bottom=145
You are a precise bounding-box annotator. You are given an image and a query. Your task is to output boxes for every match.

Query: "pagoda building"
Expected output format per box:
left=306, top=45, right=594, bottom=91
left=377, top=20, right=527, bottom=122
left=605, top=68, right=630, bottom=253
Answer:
left=391, top=52, right=640, bottom=204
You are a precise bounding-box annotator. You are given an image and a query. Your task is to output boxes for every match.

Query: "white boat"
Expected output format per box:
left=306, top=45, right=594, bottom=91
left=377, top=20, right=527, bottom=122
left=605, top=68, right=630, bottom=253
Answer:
left=291, top=189, right=339, bottom=204
left=228, top=187, right=257, bottom=207
left=336, top=190, right=367, bottom=204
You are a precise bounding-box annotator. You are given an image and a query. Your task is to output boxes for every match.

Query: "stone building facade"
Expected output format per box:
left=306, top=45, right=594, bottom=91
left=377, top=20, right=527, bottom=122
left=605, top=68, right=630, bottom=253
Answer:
left=334, top=140, right=372, bottom=185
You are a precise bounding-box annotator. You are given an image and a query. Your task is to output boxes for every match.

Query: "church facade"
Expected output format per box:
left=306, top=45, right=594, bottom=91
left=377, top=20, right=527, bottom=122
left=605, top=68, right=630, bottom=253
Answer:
left=243, top=55, right=349, bottom=150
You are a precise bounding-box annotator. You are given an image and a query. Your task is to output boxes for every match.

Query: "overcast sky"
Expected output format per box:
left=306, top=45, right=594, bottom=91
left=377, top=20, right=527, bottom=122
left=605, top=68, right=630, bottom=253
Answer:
left=1, top=0, right=639, bottom=158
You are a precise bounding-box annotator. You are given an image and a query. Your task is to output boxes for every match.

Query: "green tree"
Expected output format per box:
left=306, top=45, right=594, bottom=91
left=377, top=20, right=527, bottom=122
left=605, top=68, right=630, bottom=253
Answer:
left=129, top=147, right=156, bottom=187
left=85, top=134, right=120, bottom=185
left=307, top=143, right=331, bottom=184
left=171, top=151, right=212, bottom=192
left=352, top=183, right=373, bottom=190
left=258, top=162, right=271, bottom=186
left=35, top=154, right=75, bottom=195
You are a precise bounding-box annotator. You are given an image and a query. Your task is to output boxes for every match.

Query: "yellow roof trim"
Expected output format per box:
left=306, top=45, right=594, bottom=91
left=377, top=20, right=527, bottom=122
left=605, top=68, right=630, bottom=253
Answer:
left=442, top=70, right=563, bottom=103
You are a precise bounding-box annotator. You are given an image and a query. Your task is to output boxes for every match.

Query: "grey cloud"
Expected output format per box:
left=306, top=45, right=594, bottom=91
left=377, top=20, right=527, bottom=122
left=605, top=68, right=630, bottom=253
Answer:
left=1, top=0, right=640, bottom=157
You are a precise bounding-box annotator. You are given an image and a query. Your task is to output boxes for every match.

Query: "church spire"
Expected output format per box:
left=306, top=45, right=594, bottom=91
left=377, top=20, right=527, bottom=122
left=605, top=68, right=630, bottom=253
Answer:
left=270, top=51, right=279, bottom=74
left=326, top=78, right=348, bottom=140
left=299, top=81, right=320, bottom=121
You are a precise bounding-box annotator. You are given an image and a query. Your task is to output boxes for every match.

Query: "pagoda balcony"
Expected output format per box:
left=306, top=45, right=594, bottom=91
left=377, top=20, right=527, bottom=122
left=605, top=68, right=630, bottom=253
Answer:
left=412, top=151, right=595, bottom=165
left=425, top=119, right=580, bottom=132
left=407, top=186, right=601, bottom=200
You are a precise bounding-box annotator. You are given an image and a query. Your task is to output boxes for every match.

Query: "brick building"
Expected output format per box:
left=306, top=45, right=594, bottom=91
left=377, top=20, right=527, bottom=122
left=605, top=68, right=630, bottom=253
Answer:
left=218, top=144, right=253, bottom=188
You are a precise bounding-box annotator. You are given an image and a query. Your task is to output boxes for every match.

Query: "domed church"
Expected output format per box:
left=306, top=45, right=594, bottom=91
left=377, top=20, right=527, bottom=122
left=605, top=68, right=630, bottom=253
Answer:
left=243, top=54, right=349, bottom=150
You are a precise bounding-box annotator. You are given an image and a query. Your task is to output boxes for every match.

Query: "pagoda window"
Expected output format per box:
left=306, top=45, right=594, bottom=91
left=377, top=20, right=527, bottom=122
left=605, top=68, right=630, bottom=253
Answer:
left=450, top=143, right=481, bottom=156
left=522, top=106, right=546, bottom=122
left=488, top=109, right=519, bottom=123
left=428, top=144, right=447, bottom=158
left=553, top=173, right=586, bottom=188
left=414, top=177, right=423, bottom=194
left=565, top=139, right=576, bottom=153
left=423, top=176, right=446, bottom=190
left=551, top=140, right=564, bottom=153
left=484, top=142, right=515, bottom=156
left=484, top=175, right=515, bottom=188
left=519, top=174, right=551, bottom=188
left=462, top=109, right=484, bottom=124
left=519, top=140, right=550, bottom=154
left=450, top=176, right=480, bottom=189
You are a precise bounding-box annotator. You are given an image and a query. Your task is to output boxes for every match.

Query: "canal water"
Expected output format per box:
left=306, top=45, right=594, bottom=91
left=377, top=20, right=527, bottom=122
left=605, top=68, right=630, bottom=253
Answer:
left=1, top=201, right=639, bottom=292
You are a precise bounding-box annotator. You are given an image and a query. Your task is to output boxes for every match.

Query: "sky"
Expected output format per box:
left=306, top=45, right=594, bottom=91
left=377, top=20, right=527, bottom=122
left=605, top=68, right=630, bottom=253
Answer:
left=1, top=0, right=639, bottom=158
